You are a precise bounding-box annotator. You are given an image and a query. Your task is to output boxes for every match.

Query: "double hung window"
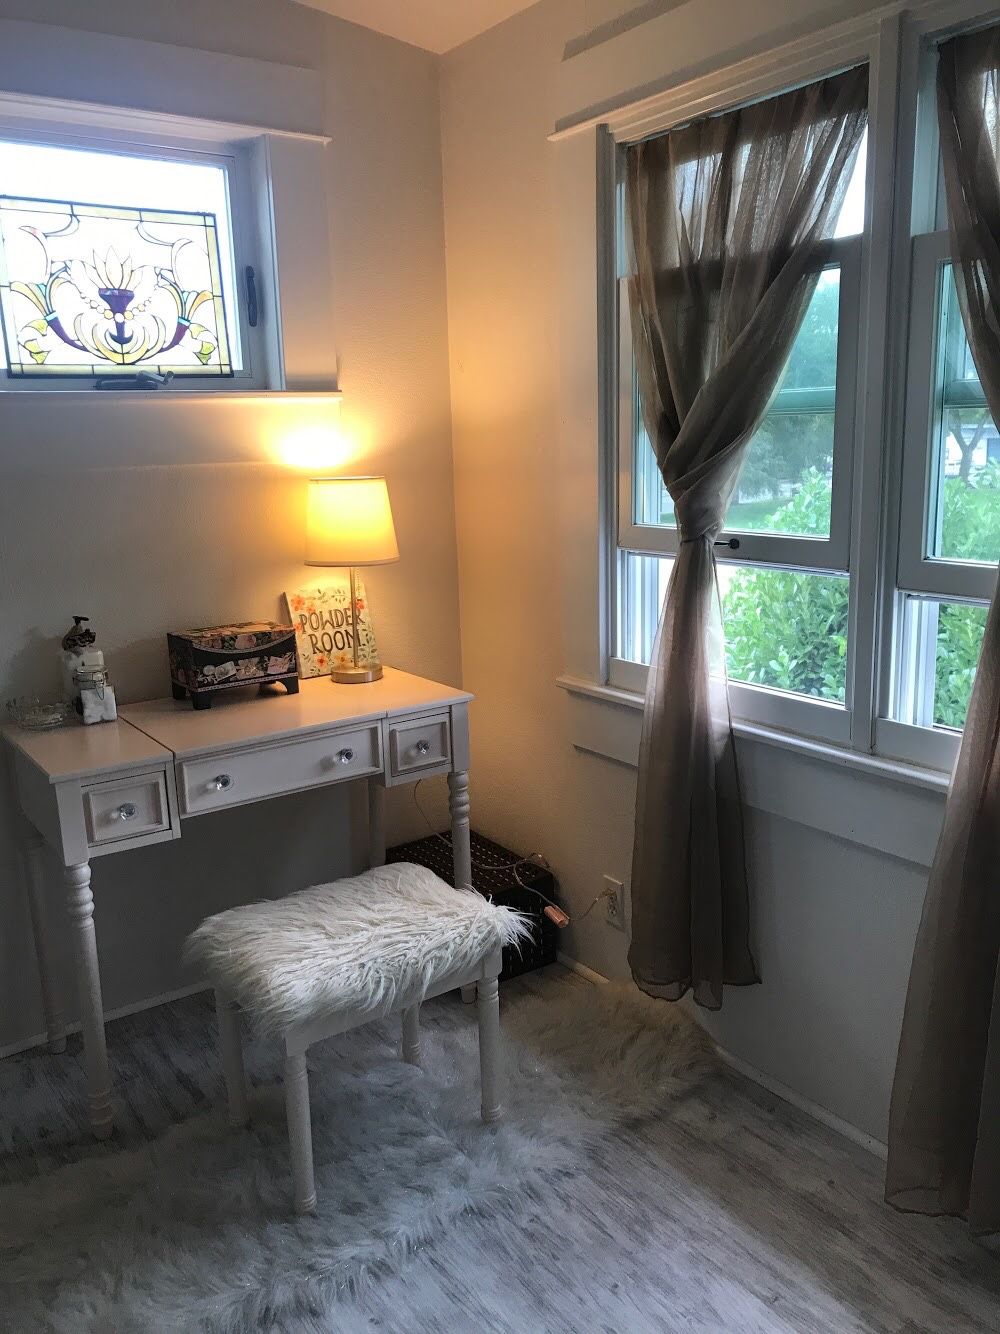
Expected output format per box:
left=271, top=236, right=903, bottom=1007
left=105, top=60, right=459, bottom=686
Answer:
left=605, top=7, right=1000, bottom=768
left=615, top=126, right=867, bottom=742
left=889, top=73, right=997, bottom=744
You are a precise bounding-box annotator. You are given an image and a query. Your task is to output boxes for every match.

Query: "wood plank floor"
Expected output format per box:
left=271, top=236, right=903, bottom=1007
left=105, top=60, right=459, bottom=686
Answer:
left=2, top=965, right=998, bottom=1332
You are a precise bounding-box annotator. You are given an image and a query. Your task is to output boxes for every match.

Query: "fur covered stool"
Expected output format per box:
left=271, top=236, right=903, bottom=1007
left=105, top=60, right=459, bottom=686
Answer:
left=184, top=863, right=529, bottom=1213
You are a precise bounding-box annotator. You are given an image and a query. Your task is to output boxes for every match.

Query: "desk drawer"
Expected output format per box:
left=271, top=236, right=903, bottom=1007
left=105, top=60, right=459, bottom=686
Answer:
left=178, top=723, right=382, bottom=815
left=83, top=770, right=171, bottom=848
left=388, top=713, right=451, bottom=778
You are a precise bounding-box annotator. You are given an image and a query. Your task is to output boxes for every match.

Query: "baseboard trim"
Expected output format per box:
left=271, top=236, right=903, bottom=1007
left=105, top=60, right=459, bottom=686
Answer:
left=556, top=951, right=610, bottom=986
left=555, top=951, right=886, bottom=1160
left=0, top=981, right=211, bottom=1060
left=713, top=1045, right=888, bottom=1160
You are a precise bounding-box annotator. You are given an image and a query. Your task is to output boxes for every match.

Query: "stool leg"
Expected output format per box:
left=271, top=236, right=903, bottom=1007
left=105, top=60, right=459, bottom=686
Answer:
left=460, top=985, right=477, bottom=1004
left=284, top=1047, right=316, bottom=1214
left=477, top=976, right=503, bottom=1124
left=402, top=1004, right=421, bottom=1065
left=215, top=991, right=249, bottom=1127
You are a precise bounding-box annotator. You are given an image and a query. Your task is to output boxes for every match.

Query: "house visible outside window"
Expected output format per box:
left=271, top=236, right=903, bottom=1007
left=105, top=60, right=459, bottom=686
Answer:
left=605, top=9, right=1000, bottom=769
left=0, top=136, right=261, bottom=387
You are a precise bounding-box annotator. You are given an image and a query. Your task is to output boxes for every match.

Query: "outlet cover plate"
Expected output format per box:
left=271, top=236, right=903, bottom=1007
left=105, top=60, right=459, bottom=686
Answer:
left=604, top=875, right=625, bottom=931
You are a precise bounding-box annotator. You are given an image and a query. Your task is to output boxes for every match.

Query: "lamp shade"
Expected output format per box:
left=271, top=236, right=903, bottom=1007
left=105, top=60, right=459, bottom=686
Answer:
left=305, top=476, right=399, bottom=567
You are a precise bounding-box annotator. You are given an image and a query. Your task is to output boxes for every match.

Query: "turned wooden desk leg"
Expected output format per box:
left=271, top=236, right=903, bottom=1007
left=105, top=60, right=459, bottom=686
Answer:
left=449, top=770, right=477, bottom=1004
left=20, top=831, right=66, bottom=1054
left=448, top=770, right=472, bottom=889
left=368, top=778, right=386, bottom=869
left=477, top=976, right=503, bottom=1123
left=64, top=862, right=113, bottom=1139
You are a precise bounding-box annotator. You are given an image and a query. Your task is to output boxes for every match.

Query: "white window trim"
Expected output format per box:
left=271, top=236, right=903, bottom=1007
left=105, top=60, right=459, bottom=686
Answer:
left=589, top=0, right=1000, bottom=777
left=0, top=84, right=335, bottom=399
left=600, top=35, right=884, bottom=748
left=897, top=229, right=997, bottom=600
left=608, top=654, right=854, bottom=743
left=0, top=120, right=271, bottom=391
left=616, top=237, right=861, bottom=574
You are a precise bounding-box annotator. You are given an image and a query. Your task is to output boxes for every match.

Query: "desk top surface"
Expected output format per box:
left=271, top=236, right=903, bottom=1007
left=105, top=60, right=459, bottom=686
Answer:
left=4, top=716, right=172, bottom=783
left=120, top=668, right=471, bottom=759
left=5, top=670, right=471, bottom=778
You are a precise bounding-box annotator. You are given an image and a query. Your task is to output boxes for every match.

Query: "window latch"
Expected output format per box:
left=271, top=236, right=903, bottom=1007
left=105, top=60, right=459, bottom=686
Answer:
left=714, top=537, right=741, bottom=550
left=245, top=265, right=259, bottom=328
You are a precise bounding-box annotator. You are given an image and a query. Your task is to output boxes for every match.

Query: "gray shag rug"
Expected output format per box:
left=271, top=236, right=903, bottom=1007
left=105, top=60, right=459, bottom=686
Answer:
left=0, top=983, right=714, bottom=1332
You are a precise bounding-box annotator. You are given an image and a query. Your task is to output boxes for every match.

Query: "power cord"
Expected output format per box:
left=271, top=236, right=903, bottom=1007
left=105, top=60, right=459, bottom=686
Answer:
left=411, top=780, right=615, bottom=928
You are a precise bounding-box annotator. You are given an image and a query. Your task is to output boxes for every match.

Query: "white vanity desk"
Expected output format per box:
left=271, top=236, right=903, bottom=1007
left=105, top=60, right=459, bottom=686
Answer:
left=5, top=668, right=473, bottom=1138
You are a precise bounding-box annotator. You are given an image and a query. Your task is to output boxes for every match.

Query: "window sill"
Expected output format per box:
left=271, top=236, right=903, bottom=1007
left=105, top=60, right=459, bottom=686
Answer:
left=0, top=388, right=341, bottom=402
left=556, top=673, right=949, bottom=792
left=557, top=673, right=949, bottom=867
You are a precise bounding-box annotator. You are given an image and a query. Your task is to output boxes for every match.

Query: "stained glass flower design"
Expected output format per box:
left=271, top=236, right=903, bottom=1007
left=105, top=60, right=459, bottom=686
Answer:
left=0, top=198, right=232, bottom=376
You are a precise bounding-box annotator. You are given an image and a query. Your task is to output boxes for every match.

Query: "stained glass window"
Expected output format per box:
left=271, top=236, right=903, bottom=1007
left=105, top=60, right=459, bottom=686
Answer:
left=0, top=197, right=233, bottom=377
left=0, top=138, right=247, bottom=384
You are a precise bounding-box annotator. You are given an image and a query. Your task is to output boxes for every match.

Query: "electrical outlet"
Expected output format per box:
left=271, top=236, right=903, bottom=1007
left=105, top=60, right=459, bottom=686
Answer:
left=603, top=875, right=625, bottom=932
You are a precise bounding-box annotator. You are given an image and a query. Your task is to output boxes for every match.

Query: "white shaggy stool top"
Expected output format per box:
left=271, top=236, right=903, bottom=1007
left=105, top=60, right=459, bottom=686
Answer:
left=184, top=863, right=529, bottom=1036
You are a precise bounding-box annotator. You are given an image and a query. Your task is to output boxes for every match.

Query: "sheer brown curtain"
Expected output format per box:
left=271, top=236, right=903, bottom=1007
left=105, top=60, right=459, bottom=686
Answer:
left=625, top=67, right=868, bottom=1009
left=886, top=26, right=1000, bottom=1235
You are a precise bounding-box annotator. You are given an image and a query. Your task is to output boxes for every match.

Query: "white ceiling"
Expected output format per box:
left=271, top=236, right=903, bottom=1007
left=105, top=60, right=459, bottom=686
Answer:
left=291, top=0, right=540, bottom=54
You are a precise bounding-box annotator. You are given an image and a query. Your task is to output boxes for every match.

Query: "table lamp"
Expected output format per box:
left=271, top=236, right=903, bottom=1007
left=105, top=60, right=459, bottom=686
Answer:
left=305, top=476, right=399, bottom=684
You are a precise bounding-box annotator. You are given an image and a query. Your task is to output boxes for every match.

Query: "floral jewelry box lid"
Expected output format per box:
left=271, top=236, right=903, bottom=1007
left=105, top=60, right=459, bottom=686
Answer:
left=167, top=621, right=299, bottom=710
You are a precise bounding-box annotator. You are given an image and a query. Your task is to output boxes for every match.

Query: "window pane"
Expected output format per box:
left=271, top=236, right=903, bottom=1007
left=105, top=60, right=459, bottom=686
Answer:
left=618, top=551, right=673, bottom=666
left=721, top=563, right=849, bottom=701
left=0, top=140, right=241, bottom=376
left=632, top=270, right=840, bottom=538
left=733, top=268, right=840, bottom=536
left=834, top=130, right=866, bottom=238
left=928, top=265, right=1000, bottom=563
left=896, top=597, right=987, bottom=730
left=619, top=551, right=849, bottom=703
left=935, top=602, right=987, bottom=728
left=632, top=410, right=670, bottom=526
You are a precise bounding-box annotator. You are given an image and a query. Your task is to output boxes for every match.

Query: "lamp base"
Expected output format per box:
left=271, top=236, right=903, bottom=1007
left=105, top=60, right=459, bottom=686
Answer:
left=330, top=664, right=383, bottom=685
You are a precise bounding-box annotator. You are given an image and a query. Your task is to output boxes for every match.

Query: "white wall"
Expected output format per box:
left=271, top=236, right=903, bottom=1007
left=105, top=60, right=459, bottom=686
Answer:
left=0, top=0, right=459, bottom=1052
left=440, top=0, right=939, bottom=1145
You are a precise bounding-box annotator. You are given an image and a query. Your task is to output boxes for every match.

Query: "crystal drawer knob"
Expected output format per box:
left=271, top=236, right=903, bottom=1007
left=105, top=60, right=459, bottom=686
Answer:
left=210, top=774, right=234, bottom=792
left=116, top=802, right=137, bottom=821
left=337, top=748, right=355, bottom=764
left=416, top=740, right=430, bottom=755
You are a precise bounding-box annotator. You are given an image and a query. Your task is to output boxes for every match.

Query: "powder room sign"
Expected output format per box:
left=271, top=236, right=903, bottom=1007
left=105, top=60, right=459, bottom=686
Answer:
left=283, top=578, right=381, bottom=679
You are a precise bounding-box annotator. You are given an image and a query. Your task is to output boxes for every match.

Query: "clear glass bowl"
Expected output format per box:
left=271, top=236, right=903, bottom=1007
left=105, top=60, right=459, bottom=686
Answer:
left=5, top=697, right=75, bottom=730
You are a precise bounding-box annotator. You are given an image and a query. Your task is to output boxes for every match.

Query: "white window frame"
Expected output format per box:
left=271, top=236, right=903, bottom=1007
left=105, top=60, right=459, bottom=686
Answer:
left=880, top=228, right=994, bottom=763
left=606, top=78, right=869, bottom=747
left=599, top=0, right=1000, bottom=774
left=897, top=235, right=997, bottom=603
left=616, top=239, right=861, bottom=574
left=875, top=6, right=998, bottom=771
left=0, top=119, right=274, bottom=392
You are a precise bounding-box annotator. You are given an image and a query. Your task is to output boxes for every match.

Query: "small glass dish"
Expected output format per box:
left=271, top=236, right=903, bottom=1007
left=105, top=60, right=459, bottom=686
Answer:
left=5, top=697, right=75, bottom=730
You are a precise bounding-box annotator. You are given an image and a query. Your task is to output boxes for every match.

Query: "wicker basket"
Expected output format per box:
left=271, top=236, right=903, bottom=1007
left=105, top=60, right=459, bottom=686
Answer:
left=386, top=831, right=560, bottom=980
